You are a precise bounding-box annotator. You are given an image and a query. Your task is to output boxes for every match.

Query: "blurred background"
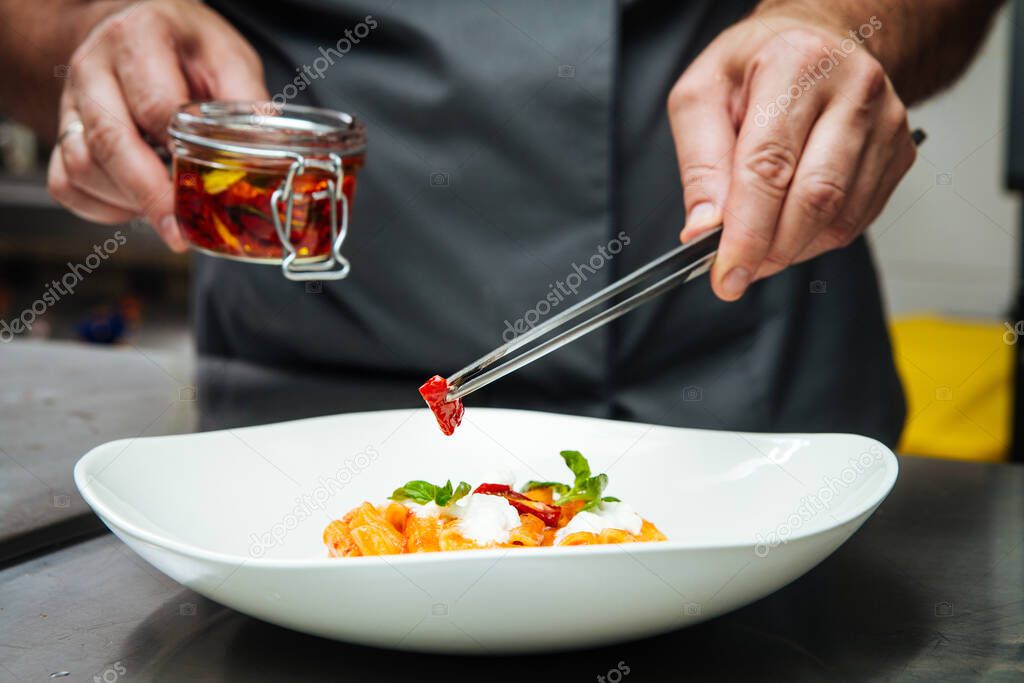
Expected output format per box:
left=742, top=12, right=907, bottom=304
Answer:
left=0, top=5, right=1019, bottom=464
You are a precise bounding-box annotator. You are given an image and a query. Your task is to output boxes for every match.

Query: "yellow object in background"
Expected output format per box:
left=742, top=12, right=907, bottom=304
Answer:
left=889, top=315, right=1012, bottom=462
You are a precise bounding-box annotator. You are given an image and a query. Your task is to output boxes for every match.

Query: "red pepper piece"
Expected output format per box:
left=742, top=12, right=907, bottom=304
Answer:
left=419, top=375, right=464, bottom=436
left=473, top=483, right=512, bottom=495
left=473, top=483, right=562, bottom=527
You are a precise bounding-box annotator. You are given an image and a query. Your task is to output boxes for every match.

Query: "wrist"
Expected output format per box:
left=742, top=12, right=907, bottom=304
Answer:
left=65, top=1, right=136, bottom=56
left=750, top=1, right=898, bottom=74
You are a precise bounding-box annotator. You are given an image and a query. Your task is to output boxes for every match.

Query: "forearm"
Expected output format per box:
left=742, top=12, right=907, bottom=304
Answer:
left=0, top=0, right=129, bottom=139
left=754, top=0, right=1005, bottom=104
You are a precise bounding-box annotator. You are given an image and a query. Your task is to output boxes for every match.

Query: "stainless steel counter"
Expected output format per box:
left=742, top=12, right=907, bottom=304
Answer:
left=1, top=341, right=1021, bottom=681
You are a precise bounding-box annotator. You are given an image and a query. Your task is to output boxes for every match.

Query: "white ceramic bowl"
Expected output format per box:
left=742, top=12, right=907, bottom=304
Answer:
left=74, top=408, right=897, bottom=654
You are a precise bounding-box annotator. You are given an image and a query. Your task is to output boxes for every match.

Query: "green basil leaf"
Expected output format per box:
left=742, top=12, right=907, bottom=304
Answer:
left=559, top=450, right=591, bottom=488
left=553, top=491, right=588, bottom=506
left=602, top=496, right=621, bottom=503
left=521, top=480, right=570, bottom=495
left=449, top=481, right=472, bottom=506
left=390, top=479, right=472, bottom=507
left=388, top=480, right=436, bottom=505
left=434, top=480, right=455, bottom=507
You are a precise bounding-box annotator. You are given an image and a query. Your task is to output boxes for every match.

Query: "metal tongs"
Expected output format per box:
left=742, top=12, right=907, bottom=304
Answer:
left=445, top=226, right=722, bottom=401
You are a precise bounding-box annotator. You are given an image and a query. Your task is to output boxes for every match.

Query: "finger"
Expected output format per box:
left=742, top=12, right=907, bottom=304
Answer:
left=60, top=127, right=136, bottom=210
left=752, top=94, right=875, bottom=281
left=669, top=68, right=737, bottom=243
left=189, top=20, right=270, bottom=101
left=47, top=146, right=136, bottom=224
left=713, top=53, right=824, bottom=300
left=796, top=106, right=916, bottom=263
left=57, top=94, right=135, bottom=211
left=861, top=125, right=917, bottom=227
left=112, top=15, right=191, bottom=142
left=69, top=58, right=183, bottom=249
left=51, top=140, right=188, bottom=252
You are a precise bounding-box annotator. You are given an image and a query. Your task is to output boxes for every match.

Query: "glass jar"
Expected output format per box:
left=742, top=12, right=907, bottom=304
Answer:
left=168, top=101, right=367, bottom=280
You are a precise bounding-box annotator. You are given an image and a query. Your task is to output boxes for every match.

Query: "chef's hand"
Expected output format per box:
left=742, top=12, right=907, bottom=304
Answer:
left=669, top=14, right=917, bottom=301
left=46, top=0, right=268, bottom=252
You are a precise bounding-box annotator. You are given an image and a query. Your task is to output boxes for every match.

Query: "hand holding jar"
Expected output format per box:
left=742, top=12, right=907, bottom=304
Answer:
left=46, top=0, right=268, bottom=252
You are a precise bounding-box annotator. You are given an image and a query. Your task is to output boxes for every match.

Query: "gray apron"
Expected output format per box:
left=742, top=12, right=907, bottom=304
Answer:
left=198, top=0, right=906, bottom=445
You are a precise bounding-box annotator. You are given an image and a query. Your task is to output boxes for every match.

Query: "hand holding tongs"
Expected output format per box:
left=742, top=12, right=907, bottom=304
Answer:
left=444, top=226, right=722, bottom=402
left=444, top=129, right=928, bottom=403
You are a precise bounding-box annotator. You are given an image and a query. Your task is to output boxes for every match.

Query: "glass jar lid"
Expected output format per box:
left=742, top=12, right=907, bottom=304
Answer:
left=168, top=101, right=366, bottom=157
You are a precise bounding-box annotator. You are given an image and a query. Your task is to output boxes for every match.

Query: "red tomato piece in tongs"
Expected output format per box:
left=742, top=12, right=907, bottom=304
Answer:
left=419, top=375, right=464, bottom=436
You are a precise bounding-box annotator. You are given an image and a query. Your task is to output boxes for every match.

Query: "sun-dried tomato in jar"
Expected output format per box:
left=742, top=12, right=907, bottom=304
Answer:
left=168, top=101, right=366, bottom=280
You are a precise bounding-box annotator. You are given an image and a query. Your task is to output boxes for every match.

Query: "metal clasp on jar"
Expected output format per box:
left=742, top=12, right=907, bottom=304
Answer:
left=271, top=152, right=351, bottom=281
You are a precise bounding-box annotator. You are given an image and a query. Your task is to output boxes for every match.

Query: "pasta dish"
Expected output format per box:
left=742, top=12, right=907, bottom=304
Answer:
left=324, top=450, right=666, bottom=556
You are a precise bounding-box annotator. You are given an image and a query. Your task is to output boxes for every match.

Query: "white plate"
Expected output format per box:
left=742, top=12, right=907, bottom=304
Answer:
left=74, top=408, right=897, bottom=654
